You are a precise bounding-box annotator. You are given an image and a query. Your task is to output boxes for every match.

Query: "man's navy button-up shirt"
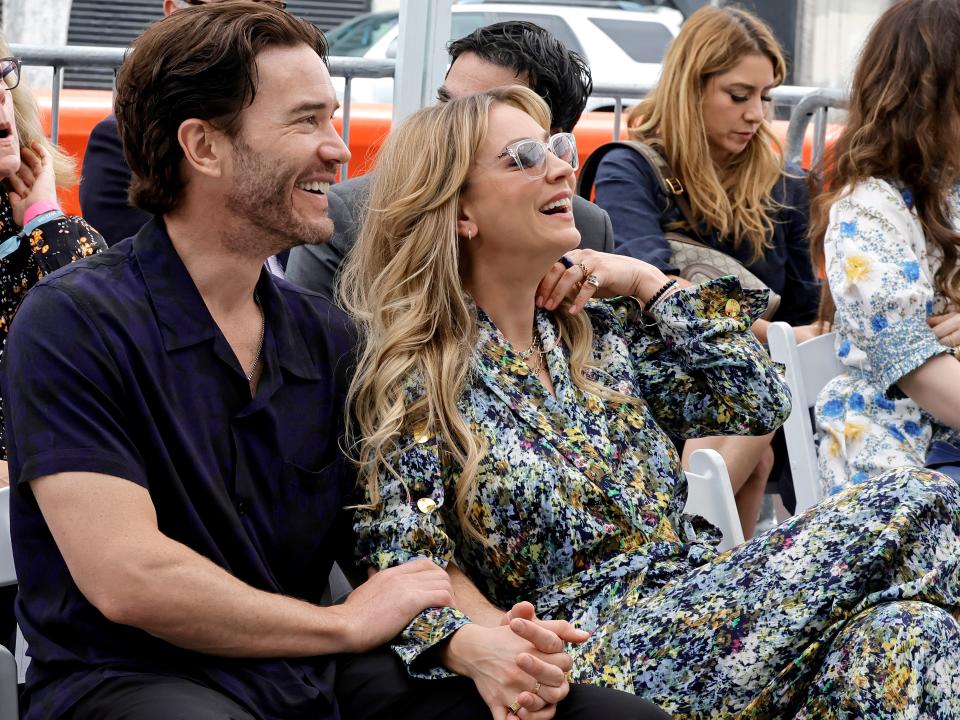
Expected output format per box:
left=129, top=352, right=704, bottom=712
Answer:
left=1, top=219, right=357, bottom=720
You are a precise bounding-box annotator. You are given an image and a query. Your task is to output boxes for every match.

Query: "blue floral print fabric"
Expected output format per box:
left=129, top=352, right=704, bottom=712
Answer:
left=355, top=277, right=960, bottom=718
left=815, top=178, right=960, bottom=494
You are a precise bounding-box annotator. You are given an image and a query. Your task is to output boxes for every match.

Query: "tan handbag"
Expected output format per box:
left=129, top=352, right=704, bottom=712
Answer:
left=577, top=140, right=780, bottom=320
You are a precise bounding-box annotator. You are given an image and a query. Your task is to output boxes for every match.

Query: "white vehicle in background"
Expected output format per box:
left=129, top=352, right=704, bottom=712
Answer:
left=327, top=1, right=682, bottom=111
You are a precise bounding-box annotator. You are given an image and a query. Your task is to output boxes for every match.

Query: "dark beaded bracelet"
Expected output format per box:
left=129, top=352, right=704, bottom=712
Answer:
left=643, top=279, right=678, bottom=313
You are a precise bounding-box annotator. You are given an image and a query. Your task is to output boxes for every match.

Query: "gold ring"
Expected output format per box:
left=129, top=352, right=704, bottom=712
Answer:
left=532, top=680, right=542, bottom=694
left=585, top=274, right=600, bottom=288
left=577, top=262, right=588, bottom=281
left=508, top=700, right=523, bottom=714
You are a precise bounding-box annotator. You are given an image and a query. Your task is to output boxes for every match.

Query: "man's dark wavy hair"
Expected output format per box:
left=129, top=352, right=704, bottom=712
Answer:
left=114, top=0, right=327, bottom=216
left=446, top=21, right=593, bottom=133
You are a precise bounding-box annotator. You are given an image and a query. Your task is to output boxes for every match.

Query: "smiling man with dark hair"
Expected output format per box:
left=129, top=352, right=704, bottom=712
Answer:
left=1, top=4, right=456, bottom=718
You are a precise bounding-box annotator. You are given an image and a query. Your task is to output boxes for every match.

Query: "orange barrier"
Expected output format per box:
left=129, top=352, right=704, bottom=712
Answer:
left=35, top=88, right=838, bottom=218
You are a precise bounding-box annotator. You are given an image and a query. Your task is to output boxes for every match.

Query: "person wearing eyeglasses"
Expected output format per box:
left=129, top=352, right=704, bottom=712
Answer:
left=341, top=84, right=960, bottom=719
left=79, top=0, right=286, bottom=248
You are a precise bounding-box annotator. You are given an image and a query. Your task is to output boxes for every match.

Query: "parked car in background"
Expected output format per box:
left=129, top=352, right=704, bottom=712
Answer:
left=326, top=2, right=683, bottom=110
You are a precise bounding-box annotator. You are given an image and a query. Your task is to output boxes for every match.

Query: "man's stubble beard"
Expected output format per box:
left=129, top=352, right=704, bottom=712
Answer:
left=224, top=136, right=334, bottom=257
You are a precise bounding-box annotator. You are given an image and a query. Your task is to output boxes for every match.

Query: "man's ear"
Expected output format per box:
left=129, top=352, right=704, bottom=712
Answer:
left=177, top=119, right=227, bottom=180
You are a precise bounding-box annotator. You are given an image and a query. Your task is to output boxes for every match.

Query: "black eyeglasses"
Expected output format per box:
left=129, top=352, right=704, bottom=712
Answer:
left=180, top=0, right=287, bottom=9
left=0, top=58, right=20, bottom=92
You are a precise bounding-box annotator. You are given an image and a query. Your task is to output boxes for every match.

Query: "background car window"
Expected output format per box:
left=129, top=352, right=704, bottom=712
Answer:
left=449, top=12, right=487, bottom=42
left=588, top=18, right=673, bottom=64
left=486, top=13, right=585, bottom=57
left=327, top=13, right=399, bottom=57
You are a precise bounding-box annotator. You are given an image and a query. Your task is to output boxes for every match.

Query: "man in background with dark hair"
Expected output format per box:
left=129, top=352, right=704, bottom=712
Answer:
left=286, top=20, right=614, bottom=299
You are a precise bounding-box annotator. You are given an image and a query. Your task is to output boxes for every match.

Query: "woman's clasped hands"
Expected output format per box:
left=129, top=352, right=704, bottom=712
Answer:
left=535, top=249, right=674, bottom=316
left=441, top=601, right=590, bottom=720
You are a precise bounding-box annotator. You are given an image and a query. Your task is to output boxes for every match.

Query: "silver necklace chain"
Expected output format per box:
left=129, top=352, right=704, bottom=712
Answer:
left=246, top=292, right=265, bottom=382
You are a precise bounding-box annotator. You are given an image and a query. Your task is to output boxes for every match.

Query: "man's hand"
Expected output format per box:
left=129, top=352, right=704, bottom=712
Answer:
left=929, top=313, right=960, bottom=348
left=333, top=558, right=455, bottom=653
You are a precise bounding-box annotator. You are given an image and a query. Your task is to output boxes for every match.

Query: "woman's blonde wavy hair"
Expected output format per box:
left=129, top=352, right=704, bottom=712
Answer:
left=1, top=33, right=76, bottom=189
left=341, top=85, right=630, bottom=542
left=627, top=6, right=786, bottom=261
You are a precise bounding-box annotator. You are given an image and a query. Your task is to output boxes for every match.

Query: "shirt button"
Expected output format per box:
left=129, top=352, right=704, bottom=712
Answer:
left=724, top=298, right=741, bottom=317
left=237, top=501, right=247, bottom=516
left=417, top=497, right=437, bottom=514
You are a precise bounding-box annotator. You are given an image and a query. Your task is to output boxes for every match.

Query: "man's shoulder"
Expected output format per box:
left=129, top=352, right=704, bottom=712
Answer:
left=572, top=195, right=612, bottom=252
left=32, top=241, right=136, bottom=307
left=273, top=276, right=357, bottom=346
left=87, top=114, right=122, bottom=150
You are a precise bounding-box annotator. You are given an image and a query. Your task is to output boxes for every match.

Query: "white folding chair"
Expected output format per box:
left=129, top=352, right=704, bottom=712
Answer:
left=767, top=322, right=845, bottom=513
left=0, top=486, right=19, bottom=718
left=683, top=448, right=745, bottom=552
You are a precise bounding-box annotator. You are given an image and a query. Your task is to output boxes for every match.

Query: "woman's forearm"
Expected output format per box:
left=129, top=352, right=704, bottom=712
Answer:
left=897, top=353, right=960, bottom=429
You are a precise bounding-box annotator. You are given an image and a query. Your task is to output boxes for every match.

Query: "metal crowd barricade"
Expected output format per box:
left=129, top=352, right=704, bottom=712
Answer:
left=12, top=43, right=848, bottom=178
left=10, top=43, right=396, bottom=180
left=784, top=88, right=849, bottom=174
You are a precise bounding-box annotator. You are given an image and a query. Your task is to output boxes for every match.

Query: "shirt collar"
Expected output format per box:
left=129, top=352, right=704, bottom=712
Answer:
left=135, top=218, right=216, bottom=352
left=134, top=218, right=321, bottom=380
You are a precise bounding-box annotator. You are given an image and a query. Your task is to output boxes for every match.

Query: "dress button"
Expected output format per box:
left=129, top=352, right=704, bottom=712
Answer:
left=414, top=428, right=430, bottom=444
left=417, top=497, right=437, bottom=514
left=724, top=298, right=741, bottom=317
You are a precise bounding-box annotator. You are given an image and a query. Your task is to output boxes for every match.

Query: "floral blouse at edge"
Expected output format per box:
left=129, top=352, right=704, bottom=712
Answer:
left=357, top=278, right=790, bottom=667
left=815, top=178, right=960, bottom=494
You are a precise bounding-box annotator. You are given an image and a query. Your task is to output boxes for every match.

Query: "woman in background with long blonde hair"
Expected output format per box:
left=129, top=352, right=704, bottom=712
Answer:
left=342, top=84, right=960, bottom=718
left=591, top=5, right=821, bottom=535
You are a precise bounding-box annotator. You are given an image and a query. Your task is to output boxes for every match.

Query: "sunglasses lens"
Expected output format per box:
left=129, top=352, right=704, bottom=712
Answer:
left=552, top=135, right=578, bottom=170
left=512, top=141, right=546, bottom=176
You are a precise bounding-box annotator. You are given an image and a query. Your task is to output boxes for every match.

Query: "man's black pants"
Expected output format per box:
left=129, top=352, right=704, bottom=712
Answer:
left=68, top=648, right=670, bottom=719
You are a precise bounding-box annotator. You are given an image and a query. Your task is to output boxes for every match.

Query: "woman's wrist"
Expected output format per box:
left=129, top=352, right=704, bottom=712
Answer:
left=438, top=623, right=482, bottom=677
left=629, top=263, right=673, bottom=306
left=22, top=198, right=61, bottom=226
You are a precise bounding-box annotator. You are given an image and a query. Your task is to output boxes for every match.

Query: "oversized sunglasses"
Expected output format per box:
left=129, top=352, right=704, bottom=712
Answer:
left=0, top=58, right=21, bottom=92
left=496, top=132, right=579, bottom=179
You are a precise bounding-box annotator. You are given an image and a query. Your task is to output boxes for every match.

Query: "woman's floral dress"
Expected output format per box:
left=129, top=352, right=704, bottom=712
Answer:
left=815, top=178, right=960, bottom=494
left=355, top=277, right=960, bottom=719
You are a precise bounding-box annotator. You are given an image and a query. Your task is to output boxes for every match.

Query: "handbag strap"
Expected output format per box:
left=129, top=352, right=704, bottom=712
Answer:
left=576, top=140, right=708, bottom=244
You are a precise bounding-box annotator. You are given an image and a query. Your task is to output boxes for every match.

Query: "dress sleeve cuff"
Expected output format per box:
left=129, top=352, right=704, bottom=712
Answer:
left=391, top=606, right=472, bottom=679
left=650, top=275, right=768, bottom=339
left=863, top=317, right=951, bottom=395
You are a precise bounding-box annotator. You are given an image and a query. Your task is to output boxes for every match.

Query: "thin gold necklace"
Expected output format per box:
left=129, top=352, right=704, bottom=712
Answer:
left=245, top=292, right=264, bottom=382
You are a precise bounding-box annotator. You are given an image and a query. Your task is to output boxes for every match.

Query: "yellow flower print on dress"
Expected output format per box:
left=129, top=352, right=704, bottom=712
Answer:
left=845, top=254, right=872, bottom=284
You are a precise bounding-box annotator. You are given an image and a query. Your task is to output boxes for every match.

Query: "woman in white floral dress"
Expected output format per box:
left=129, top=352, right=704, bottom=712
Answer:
left=811, top=0, right=960, bottom=494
